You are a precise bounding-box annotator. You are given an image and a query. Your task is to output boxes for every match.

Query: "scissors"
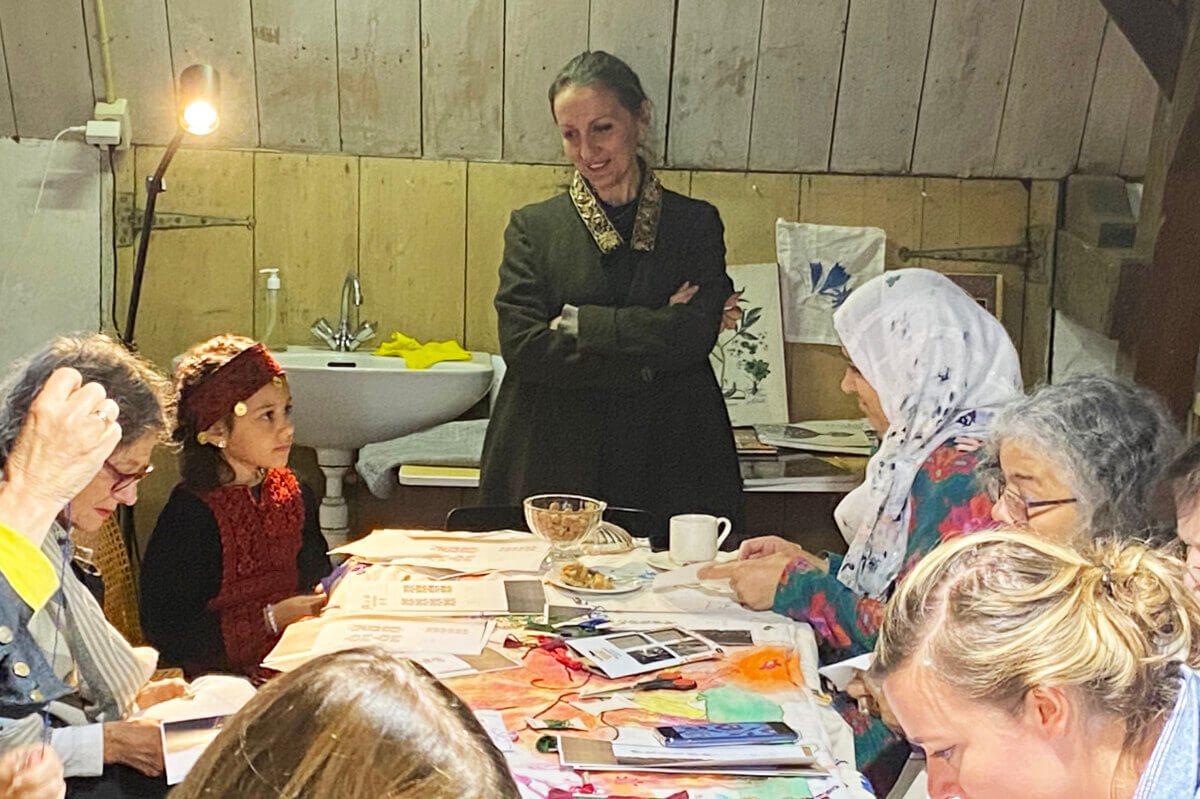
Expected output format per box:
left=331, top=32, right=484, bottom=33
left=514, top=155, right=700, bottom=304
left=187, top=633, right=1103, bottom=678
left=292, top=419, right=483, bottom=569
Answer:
left=578, top=671, right=697, bottom=698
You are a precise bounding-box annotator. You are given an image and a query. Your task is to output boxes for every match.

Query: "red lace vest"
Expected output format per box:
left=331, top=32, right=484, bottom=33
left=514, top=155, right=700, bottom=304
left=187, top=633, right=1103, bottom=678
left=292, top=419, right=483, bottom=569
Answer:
left=202, top=468, right=304, bottom=671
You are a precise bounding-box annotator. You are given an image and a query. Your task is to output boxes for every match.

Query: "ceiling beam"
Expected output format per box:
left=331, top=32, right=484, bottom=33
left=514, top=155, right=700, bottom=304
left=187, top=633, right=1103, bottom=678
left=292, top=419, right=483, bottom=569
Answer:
left=1097, top=0, right=1185, bottom=98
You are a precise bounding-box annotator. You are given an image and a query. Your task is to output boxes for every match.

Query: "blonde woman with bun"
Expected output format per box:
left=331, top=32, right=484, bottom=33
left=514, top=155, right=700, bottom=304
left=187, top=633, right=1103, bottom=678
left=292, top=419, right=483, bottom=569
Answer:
left=874, top=529, right=1200, bottom=799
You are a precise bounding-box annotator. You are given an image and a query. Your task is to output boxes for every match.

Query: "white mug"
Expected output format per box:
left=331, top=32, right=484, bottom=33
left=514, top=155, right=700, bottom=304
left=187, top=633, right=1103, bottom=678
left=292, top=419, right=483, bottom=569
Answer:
left=669, top=514, right=732, bottom=564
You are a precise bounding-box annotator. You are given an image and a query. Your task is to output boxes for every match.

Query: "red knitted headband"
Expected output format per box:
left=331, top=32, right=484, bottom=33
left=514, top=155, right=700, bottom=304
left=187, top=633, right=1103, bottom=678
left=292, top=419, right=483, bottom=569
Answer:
left=185, top=343, right=286, bottom=432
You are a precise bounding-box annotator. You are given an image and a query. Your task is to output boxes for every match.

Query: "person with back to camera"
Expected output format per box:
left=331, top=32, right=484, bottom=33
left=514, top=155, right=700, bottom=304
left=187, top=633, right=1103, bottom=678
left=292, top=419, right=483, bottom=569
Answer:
left=170, top=647, right=520, bottom=799
left=876, top=529, right=1200, bottom=799
left=140, top=336, right=330, bottom=678
left=479, top=50, right=744, bottom=541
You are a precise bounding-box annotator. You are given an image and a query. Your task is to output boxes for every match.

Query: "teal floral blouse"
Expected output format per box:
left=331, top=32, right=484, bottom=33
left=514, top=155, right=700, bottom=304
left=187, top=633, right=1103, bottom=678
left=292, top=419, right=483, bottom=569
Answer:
left=773, top=439, right=997, bottom=781
left=773, top=438, right=996, bottom=659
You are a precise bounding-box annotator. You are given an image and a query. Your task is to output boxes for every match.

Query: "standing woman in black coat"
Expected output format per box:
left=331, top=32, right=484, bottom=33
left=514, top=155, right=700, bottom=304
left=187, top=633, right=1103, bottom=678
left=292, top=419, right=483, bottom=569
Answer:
left=480, top=51, right=744, bottom=540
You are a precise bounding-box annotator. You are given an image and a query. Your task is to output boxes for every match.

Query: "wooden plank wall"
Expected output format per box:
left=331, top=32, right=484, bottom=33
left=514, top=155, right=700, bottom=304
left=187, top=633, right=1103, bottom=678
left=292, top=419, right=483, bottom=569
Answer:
left=335, top=0, right=422, bottom=157
left=116, top=144, right=1052, bottom=540
left=0, top=0, right=1159, bottom=180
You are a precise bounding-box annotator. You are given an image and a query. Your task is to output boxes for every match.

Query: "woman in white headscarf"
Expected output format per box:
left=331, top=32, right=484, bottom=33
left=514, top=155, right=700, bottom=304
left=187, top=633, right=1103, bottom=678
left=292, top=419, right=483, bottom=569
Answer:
left=702, top=269, right=1022, bottom=790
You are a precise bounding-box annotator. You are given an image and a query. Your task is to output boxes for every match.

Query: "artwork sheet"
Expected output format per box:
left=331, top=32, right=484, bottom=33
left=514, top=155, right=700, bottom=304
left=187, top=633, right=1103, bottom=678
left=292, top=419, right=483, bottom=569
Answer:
left=776, top=219, right=885, bottom=345
left=710, top=263, right=789, bottom=425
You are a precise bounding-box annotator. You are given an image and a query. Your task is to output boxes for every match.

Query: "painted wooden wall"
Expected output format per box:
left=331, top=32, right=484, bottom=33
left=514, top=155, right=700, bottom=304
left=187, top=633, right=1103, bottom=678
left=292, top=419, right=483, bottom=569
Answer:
left=110, top=145, right=1054, bottom=542
left=0, top=0, right=1158, bottom=179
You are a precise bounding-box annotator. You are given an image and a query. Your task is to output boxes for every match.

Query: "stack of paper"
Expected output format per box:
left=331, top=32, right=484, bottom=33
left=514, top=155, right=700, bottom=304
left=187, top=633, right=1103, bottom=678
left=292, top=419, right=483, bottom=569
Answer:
left=330, top=528, right=550, bottom=574
left=261, top=615, right=520, bottom=678
left=754, top=419, right=876, bottom=455
left=559, top=728, right=825, bottom=777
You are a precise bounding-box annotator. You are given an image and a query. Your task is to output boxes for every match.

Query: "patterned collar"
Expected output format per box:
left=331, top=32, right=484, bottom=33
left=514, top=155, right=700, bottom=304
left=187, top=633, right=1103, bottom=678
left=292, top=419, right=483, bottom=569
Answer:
left=568, top=163, right=663, bottom=254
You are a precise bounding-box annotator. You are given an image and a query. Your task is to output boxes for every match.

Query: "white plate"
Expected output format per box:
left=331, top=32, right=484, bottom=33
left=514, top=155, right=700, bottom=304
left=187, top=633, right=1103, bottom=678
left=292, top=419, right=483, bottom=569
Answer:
left=645, top=550, right=738, bottom=572
left=545, top=566, right=643, bottom=595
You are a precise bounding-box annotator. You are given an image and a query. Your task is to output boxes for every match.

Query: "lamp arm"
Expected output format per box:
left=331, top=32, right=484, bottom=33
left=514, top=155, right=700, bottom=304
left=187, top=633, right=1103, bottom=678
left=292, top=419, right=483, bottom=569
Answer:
left=121, top=128, right=185, bottom=348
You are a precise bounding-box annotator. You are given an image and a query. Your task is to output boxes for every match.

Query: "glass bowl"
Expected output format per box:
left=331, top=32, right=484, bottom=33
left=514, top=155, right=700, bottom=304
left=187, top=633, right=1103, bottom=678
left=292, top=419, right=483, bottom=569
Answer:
left=523, top=494, right=607, bottom=561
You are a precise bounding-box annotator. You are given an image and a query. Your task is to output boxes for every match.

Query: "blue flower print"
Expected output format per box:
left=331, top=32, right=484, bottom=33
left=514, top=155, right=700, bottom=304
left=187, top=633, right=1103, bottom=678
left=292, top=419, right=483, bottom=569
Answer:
left=809, top=261, right=852, bottom=309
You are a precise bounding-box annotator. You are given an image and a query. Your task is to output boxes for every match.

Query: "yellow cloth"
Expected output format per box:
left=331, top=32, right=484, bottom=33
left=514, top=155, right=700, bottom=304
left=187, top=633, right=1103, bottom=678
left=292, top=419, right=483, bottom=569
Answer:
left=0, top=522, right=58, bottom=611
left=373, top=332, right=472, bottom=370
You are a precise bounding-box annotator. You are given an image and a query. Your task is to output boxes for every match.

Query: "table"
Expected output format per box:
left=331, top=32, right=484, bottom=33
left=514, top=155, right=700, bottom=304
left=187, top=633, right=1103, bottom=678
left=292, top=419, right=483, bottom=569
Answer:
left=284, top=538, right=873, bottom=798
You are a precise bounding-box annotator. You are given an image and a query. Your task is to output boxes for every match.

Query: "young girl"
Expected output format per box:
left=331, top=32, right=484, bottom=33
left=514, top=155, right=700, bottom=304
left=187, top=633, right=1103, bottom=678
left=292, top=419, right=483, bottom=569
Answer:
left=140, top=335, right=330, bottom=677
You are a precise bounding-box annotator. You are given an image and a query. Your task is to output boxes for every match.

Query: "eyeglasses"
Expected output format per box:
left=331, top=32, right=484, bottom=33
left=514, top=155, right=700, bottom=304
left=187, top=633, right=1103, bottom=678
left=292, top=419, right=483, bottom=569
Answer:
left=987, top=476, right=1076, bottom=524
left=103, top=460, right=154, bottom=493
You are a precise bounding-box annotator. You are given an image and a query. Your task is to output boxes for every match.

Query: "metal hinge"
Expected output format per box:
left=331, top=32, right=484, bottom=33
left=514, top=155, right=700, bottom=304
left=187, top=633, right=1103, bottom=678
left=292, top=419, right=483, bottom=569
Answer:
left=897, top=225, right=1053, bottom=281
left=115, top=191, right=255, bottom=247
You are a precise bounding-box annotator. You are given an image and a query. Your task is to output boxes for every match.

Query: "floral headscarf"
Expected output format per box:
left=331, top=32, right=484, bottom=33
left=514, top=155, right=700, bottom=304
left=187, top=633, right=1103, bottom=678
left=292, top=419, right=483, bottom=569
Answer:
left=833, top=269, right=1023, bottom=599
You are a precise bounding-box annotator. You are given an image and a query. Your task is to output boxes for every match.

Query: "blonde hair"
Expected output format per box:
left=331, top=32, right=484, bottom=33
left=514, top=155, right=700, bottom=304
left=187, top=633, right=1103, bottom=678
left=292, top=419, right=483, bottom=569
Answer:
left=171, top=648, right=519, bottom=799
left=875, top=529, right=1200, bottom=745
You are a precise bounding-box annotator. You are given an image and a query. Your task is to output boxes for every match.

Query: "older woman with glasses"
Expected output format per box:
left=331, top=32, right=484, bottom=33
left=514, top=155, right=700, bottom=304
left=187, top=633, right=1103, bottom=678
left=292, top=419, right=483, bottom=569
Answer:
left=989, top=375, right=1178, bottom=543
left=0, top=334, right=182, bottom=798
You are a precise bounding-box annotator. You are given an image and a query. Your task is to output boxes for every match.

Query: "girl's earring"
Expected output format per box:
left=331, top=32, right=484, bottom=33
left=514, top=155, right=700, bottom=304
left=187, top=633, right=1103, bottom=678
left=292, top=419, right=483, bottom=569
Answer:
left=216, top=441, right=227, bottom=450
left=197, top=431, right=209, bottom=445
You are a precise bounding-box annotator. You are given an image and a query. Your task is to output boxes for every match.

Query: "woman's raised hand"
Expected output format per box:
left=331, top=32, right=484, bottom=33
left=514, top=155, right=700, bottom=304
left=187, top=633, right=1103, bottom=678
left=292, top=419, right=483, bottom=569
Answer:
left=5, top=367, right=122, bottom=510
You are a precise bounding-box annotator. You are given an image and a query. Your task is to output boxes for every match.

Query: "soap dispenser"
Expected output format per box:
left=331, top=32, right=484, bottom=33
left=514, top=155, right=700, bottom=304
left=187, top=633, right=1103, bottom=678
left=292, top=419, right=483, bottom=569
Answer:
left=257, top=268, right=288, bottom=351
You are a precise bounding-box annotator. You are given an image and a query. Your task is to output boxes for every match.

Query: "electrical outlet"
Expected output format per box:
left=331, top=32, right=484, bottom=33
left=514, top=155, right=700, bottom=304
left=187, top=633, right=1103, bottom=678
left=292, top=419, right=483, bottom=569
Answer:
left=85, top=119, right=122, bottom=147
left=92, top=98, right=131, bottom=149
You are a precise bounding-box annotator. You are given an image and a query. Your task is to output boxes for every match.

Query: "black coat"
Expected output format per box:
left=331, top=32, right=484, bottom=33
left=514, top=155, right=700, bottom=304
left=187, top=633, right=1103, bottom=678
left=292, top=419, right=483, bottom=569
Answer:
left=479, top=176, right=744, bottom=541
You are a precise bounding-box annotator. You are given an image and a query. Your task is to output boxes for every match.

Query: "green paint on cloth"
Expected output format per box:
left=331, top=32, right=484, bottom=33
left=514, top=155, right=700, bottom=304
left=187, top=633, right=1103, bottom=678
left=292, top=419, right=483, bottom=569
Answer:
left=734, top=777, right=814, bottom=798
left=701, top=685, right=785, bottom=722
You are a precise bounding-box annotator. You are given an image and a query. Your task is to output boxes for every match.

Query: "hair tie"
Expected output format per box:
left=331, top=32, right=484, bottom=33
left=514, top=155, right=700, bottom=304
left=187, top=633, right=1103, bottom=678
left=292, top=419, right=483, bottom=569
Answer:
left=1101, top=564, right=1114, bottom=595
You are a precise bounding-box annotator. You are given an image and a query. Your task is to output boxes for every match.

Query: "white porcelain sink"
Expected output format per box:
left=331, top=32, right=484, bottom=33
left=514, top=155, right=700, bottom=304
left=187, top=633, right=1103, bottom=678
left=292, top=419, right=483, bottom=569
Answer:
left=274, top=346, right=493, bottom=450
left=272, top=346, right=494, bottom=546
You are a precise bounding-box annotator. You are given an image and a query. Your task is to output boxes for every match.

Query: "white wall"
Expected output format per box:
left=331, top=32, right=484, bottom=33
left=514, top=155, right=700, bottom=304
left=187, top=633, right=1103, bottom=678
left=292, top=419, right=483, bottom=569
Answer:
left=0, top=137, right=106, bottom=371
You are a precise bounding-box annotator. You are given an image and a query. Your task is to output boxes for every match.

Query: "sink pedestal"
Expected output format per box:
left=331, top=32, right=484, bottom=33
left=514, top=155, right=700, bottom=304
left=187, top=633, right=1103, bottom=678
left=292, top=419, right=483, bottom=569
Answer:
left=315, top=447, right=353, bottom=549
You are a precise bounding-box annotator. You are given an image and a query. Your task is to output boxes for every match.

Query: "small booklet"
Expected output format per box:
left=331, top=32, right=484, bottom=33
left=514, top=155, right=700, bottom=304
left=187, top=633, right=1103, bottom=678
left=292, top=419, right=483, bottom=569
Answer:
left=565, top=627, right=720, bottom=679
left=754, top=419, right=877, bottom=455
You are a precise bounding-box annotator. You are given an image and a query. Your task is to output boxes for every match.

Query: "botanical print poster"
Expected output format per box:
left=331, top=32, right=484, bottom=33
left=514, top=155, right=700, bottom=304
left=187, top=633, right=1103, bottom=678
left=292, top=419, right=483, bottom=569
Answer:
left=776, top=219, right=886, bottom=345
left=710, top=263, right=788, bottom=426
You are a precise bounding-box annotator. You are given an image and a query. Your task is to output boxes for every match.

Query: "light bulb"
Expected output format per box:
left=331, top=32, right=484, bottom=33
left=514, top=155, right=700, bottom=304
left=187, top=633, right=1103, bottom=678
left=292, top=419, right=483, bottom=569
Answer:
left=181, top=100, right=219, bottom=135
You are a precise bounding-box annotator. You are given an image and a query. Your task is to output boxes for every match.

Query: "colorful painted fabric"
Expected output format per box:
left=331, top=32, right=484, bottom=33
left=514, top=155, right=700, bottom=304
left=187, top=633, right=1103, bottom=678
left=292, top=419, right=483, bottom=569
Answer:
left=773, top=438, right=996, bottom=771
left=832, top=268, right=1022, bottom=599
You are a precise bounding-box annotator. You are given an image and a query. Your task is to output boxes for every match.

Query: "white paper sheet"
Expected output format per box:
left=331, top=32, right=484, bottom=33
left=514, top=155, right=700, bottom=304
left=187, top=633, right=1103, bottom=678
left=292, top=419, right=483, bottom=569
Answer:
left=817, top=653, right=875, bottom=692
left=652, top=563, right=736, bottom=597
left=335, top=576, right=544, bottom=616
left=312, top=616, right=493, bottom=656
left=331, top=529, right=550, bottom=573
left=473, top=709, right=514, bottom=752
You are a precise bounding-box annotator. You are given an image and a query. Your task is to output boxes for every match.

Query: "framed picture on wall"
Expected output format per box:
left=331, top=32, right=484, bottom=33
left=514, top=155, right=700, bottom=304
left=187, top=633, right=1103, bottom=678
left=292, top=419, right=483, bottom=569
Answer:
left=945, top=272, right=1005, bottom=320
left=710, top=263, right=789, bottom=426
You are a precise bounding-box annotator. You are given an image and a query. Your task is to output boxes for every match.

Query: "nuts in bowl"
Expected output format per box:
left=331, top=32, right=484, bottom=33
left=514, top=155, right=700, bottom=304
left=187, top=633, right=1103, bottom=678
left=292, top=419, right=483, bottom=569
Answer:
left=523, top=494, right=606, bottom=559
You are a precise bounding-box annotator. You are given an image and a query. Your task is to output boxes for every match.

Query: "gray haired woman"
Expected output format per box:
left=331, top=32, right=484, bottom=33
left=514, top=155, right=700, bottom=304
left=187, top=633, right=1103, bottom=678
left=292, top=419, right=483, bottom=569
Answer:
left=990, top=374, right=1179, bottom=543
left=0, top=333, right=181, bottom=797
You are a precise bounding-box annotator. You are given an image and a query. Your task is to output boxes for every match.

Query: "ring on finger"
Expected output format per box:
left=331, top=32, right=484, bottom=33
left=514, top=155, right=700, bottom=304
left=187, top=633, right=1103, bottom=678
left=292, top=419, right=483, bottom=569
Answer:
left=91, top=408, right=111, bottom=425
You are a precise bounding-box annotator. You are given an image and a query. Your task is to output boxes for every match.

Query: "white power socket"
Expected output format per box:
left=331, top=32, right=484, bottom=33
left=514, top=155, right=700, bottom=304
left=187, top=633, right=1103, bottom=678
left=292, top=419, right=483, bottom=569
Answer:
left=92, top=98, right=131, bottom=149
left=85, top=119, right=122, bottom=147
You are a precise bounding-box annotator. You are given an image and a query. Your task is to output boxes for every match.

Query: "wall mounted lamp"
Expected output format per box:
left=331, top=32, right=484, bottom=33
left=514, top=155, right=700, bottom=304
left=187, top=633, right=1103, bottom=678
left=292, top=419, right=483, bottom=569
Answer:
left=121, top=64, right=221, bottom=348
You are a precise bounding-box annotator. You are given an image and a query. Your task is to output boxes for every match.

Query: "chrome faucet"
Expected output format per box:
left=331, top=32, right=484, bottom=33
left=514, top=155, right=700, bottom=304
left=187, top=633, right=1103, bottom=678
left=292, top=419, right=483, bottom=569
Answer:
left=310, top=272, right=378, bottom=351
